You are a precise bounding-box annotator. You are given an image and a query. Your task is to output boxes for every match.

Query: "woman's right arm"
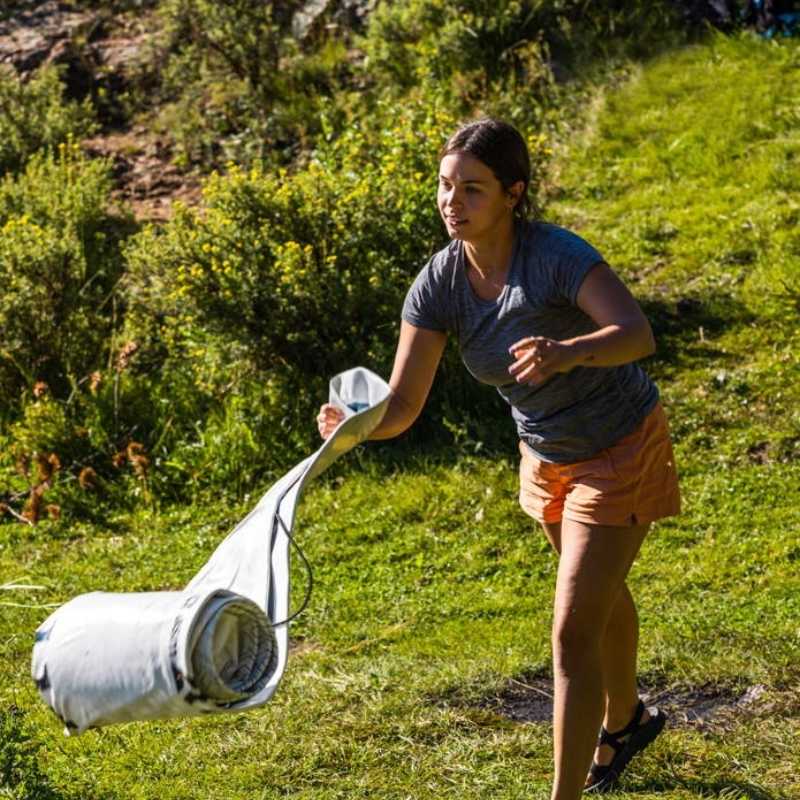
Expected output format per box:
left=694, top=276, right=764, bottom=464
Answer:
left=317, top=321, right=447, bottom=440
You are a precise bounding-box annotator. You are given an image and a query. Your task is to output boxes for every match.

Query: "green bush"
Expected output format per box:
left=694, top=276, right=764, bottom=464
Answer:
left=0, top=66, right=96, bottom=177
left=117, top=1, right=683, bottom=175
left=155, top=0, right=352, bottom=168
left=120, top=93, right=556, bottom=492
left=127, top=92, right=555, bottom=375
left=122, top=101, right=439, bottom=474
left=363, top=0, right=551, bottom=90
left=0, top=364, right=209, bottom=521
left=0, top=142, right=131, bottom=405
left=0, top=142, right=149, bottom=520
left=361, top=0, right=680, bottom=96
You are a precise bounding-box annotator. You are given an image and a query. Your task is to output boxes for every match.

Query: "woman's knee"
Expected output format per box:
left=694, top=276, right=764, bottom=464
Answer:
left=552, top=612, right=604, bottom=671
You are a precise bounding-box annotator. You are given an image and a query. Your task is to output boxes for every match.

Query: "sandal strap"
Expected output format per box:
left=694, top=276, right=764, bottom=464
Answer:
left=587, top=760, right=612, bottom=780
left=597, top=699, right=645, bottom=750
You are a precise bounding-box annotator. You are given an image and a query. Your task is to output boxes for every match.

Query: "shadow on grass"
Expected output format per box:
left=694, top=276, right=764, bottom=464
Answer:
left=641, top=292, right=755, bottom=372
left=468, top=675, right=776, bottom=730
left=628, top=777, right=788, bottom=799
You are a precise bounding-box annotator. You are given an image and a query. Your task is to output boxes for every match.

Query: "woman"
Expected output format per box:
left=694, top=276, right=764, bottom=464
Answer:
left=317, top=118, right=680, bottom=799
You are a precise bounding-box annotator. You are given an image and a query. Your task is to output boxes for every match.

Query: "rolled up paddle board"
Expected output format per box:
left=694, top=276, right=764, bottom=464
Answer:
left=31, top=367, right=391, bottom=734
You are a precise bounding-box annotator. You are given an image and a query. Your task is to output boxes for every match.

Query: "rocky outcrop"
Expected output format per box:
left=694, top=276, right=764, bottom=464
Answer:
left=0, top=2, right=98, bottom=75
left=292, top=0, right=376, bottom=41
left=0, top=2, right=154, bottom=102
left=0, top=2, right=188, bottom=221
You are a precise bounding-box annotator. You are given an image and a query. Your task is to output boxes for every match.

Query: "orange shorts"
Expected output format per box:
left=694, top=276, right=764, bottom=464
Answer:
left=518, top=402, right=681, bottom=527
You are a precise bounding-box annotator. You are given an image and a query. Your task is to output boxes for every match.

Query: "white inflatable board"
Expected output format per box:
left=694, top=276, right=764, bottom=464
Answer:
left=31, top=368, right=391, bottom=734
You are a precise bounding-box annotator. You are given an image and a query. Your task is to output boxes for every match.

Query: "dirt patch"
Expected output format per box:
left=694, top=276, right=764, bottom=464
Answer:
left=641, top=683, right=769, bottom=730
left=484, top=675, right=554, bottom=723
left=2, top=3, right=199, bottom=221
left=476, top=677, right=798, bottom=732
left=747, top=437, right=800, bottom=465
left=748, top=441, right=772, bottom=465
left=288, top=637, right=322, bottom=657
left=82, top=127, right=202, bottom=221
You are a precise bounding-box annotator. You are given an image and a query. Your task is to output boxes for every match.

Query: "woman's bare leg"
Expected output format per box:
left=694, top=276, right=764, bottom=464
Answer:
left=540, top=524, right=649, bottom=767
left=542, top=520, right=650, bottom=800
left=598, top=583, right=650, bottom=747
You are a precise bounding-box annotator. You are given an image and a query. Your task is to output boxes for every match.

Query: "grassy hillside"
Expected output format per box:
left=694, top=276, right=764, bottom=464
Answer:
left=1, top=32, right=799, bottom=800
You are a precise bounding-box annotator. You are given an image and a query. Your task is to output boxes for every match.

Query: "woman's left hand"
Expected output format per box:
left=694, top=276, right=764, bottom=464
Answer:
left=508, top=336, right=578, bottom=385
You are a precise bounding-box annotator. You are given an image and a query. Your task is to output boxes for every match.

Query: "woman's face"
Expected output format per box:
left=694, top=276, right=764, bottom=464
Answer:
left=437, top=152, right=520, bottom=243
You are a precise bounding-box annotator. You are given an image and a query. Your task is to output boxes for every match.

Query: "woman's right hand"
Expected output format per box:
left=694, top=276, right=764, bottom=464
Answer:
left=317, top=403, right=345, bottom=439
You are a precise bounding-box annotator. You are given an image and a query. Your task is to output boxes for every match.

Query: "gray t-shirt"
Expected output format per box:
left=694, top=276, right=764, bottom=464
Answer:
left=401, top=221, right=658, bottom=463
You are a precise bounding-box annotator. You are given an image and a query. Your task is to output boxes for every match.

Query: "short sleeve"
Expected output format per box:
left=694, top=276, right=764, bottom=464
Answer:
left=401, top=260, right=449, bottom=331
left=546, top=227, right=604, bottom=305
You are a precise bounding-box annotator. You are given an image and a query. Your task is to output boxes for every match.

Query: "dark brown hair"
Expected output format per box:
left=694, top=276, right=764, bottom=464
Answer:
left=440, top=117, right=534, bottom=221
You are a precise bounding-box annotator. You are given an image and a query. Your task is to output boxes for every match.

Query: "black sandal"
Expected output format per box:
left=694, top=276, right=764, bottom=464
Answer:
left=584, top=699, right=666, bottom=794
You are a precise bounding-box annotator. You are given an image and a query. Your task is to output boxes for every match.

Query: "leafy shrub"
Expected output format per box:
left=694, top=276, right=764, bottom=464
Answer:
left=0, top=142, right=131, bottom=405
left=0, top=66, right=97, bottom=177
left=361, top=0, right=679, bottom=94
left=0, top=140, right=155, bottom=521
left=128, top=93, right=551, bottom=374
left=128, top=146, right=429, bottom=372
left=0, top=363, right=208, bottom=521
left=126, top=1, right=681, bottom=175
left=0, top=138, right=139, bottom=523
left=0, top=395, right=69, bottom=526
left=155, top=0, right=352, bottom=168
left=120, top=92, right=557, bottom=492
left=122, top=100, right=441, bottom=473
left=363, top=0, right=552, bottom=91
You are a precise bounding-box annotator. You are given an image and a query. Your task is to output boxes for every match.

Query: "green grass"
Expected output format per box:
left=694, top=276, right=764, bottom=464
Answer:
left=2, top=32, right=800, bottom=800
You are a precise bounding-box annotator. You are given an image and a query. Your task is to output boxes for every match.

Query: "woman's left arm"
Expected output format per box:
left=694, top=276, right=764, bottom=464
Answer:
left=508, top=262, right=655, bottom=385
